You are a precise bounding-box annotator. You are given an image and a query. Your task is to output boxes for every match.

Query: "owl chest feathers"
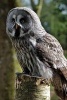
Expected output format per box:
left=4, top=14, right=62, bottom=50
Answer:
left=12, top=38, right=38, bottom=72
left=12, top=37, right=53, bottom=79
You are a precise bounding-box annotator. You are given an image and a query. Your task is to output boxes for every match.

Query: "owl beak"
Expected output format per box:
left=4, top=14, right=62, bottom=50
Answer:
left=16, top=24, right=18, bottom=29
left=15, top=23, right=24, bottom=38
left=15, top=23, right=22, bottom=29
left=15, top=23, right=21, bottom=38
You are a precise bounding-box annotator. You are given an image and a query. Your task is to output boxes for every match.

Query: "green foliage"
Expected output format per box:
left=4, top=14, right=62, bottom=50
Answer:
left=64, top=50, right=67, bottom=58
left=50, top=86, right=59, bottom=100
left=51, top=94, right=59, bottom=100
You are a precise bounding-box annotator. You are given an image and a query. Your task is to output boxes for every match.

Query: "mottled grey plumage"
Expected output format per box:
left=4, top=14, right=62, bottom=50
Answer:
left=6, top=7, right=67, bottom=99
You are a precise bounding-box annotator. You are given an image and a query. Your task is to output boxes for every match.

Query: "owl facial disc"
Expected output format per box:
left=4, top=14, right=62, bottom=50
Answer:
left=6, top=8, right=33, bottom=38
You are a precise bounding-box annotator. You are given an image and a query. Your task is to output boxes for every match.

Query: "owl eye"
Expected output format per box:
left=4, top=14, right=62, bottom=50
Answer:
left=20, top=18, right=25, bottom=24
left=11, top=18, right=15, bottom=23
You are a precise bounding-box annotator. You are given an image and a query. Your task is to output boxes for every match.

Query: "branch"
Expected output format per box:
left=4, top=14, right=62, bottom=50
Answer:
left=37, top=0, right=44, bottom=18
left=30, top=0, right=37, bottom=12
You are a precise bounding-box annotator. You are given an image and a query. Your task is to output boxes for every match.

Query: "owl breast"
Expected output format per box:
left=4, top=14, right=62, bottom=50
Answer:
left=12, top=38, right=53, bottom=79
left=13, top=38, right=39, bottom=75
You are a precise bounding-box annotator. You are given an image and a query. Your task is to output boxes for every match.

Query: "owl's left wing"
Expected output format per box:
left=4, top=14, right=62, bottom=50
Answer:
left=35, top=33, right=67, bottom=80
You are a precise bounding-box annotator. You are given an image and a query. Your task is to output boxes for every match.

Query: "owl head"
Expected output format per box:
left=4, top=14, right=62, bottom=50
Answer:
left=6, top=7, right=45, bottom=38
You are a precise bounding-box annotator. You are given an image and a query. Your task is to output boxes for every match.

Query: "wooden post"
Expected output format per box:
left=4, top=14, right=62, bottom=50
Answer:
left=16, top=74, right=50, bottom=100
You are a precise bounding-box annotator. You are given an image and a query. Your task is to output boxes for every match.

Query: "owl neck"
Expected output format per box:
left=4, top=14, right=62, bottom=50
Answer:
left=11, top=35, right=30, bottom=49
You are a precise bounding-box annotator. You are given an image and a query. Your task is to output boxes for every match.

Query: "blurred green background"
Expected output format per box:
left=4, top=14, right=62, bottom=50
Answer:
left=0, top=0, right=67, bottom=100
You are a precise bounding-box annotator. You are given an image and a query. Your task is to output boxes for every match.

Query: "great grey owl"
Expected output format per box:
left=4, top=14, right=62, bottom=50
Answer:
left=6, top=7, right=67, bottom=99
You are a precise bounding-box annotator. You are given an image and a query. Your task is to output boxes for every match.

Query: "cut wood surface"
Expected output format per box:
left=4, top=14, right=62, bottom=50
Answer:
left=16, top=74, right=50, bottom=100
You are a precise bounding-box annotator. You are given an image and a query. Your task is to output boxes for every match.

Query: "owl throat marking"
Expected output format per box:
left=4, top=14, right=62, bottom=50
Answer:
left=15, top=26, right=20, bottom=38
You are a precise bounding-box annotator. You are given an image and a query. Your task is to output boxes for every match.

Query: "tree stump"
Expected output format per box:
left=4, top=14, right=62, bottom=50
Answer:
left=16, top=73, right=50, bottom=100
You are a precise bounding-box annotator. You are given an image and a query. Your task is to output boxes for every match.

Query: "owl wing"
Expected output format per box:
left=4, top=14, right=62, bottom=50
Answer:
left=36, top=33, right=67, bottom=80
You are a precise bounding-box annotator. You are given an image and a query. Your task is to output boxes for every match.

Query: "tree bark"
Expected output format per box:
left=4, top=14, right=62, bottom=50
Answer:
left=16, top=74, right=50, bottom=100
left=0, top=1, right=16, bottom=100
